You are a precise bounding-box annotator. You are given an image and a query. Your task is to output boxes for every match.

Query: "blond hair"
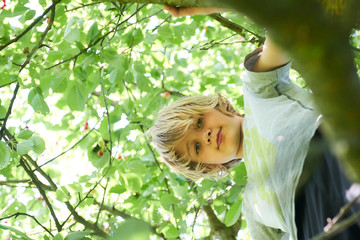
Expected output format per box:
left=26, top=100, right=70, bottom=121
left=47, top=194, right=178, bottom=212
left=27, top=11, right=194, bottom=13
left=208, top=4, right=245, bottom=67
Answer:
left=147, top=94, right=242, bottom=180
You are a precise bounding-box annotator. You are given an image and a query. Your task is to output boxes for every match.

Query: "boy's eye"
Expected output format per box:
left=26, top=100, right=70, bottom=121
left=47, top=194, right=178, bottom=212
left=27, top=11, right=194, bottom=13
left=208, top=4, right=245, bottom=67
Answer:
left=195, top=142, right=200, bottom=154
left=197, top=117, right=203, bottom=128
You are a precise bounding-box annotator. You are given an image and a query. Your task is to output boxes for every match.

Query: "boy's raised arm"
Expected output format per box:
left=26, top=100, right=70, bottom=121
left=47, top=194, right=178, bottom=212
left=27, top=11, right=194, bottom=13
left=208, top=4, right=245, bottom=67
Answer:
left=252, top=37, right=291, bottom=72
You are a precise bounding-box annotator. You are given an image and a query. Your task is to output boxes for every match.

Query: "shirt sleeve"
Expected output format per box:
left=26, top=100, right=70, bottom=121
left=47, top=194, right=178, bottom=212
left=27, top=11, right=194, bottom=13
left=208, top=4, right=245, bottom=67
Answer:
left=243, top=47, right=293, bottom=98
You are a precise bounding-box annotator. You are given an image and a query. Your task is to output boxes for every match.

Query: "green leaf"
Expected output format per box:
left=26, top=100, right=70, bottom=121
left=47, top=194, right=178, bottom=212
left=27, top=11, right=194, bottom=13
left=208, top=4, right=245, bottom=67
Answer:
left=17, top=130, right=34, bottom=140
left=109, top=219, right=150, bottom=240
left=132, top=29, right=144, bottom=46
left=224, top=200, right=242, bottom=227
left=64, top=231, right=91, bottom=240
left=67, top=86, right=85, bottom=111
left=123, top=173, right=142, bottom=193
left=53, top=233, right=64, bottom=240
left=109, top=184, right=126, bottom=194
left=28, top=87, right=50, bottom=115
left=161, top=224, right=179, bottom=239
left=55, top=186, right=71, bottom=202
left=127, top=160, right=147, bottom=176
left=25, top=10, right=36, bottom=21
left=88, top=150, right=110, bottom=169
left=17, top=139, right=34, bottom=156
left=87, top=22, right=98, bottom=43
left=30, top=135, right=45, bottom=154
left=135, top=73, right=151, bottom=91
left=51, top=74, right=68, bottom=93
left=0, top=224, right=33, bottom=240
left=64, top=18, right=81, bottom=43
left=0, top=141, right=11, bottom=169
left=0, top=105, right=6, bottom=118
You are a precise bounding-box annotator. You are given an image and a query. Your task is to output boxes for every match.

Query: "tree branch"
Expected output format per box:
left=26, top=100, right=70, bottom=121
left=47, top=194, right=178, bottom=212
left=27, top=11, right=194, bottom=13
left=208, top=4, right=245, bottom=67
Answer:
left=18, top=158, right=62, bottom=231
left=0, top=0, right=61, bottom=52
left=0, top=212, right=54, bottom=236
left=209, top=13, right=265, bottom=43
left=0, top=83, right=20, bottom=141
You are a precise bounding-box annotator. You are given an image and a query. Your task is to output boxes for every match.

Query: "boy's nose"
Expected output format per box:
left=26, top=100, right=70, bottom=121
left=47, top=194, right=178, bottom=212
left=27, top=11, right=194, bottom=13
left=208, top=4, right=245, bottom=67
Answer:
left=202, top=129, right=212, bottom=144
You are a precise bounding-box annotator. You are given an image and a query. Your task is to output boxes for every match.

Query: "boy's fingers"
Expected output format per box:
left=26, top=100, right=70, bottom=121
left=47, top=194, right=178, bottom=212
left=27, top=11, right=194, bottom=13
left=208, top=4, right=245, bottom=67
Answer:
left=163, top=5, right=179, bottom=17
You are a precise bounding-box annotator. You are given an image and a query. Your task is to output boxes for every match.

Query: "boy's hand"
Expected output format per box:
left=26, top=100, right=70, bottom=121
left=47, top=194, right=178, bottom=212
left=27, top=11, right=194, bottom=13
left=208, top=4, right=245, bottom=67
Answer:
left=163, top=5, right=228, bottom=17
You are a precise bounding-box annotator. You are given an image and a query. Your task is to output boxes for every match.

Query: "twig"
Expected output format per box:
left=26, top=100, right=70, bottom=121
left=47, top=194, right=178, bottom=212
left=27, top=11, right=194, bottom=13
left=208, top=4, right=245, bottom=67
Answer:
left=64, top=202, right=107, bottom=238
left=99, top=68, right=113, bottom=165
left=324, top=193, right=360, bottom=231
left=65, top=2, right=101, bottom=12
left=2, top=128, right=56, bottom=191
left=0, top=0, right=61, bottom=52
left=14, top=0, right=58, bottom=73
left=191, top=206, right=201, bottom=239
left=312, top=210, right=360, bottom=240
left=19, top=157, right=62, bottom=231
left=0, top=213, right=54, bottom=236
left=95, top=178, right=110, bottom=225
left=0, top=82, right=20, bottom=141
left=0, top=80, right=17, bottom=89
left=32, top=116, right=103, bottom=171
left=209, top=13, right=265, bottom=43
left=46, top=4, right=146, bottom=70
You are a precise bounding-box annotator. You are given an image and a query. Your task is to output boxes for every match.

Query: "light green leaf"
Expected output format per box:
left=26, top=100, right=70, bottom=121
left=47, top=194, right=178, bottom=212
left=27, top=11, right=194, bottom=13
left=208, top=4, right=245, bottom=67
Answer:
left=64, top=18, right=81, bottom=43
left=135, top=73, right=151, bottom=92
left=132, top=29, right=144, bottom=46
left=30, top=135, right=45, bottom=154
left=17, top=139, right=34, bottom=156
left=109, top=184, right=126, bottom=194
left=51, top=74, right=68, bottom=93
left=109, top=219, right=150, bottom=240
left=25, top=10, right=36, bottom=21
left=28, top=88, right=50, bottom=115
left=87, top=22, right=98, bottom=43
left=53, top=233, right=64, bottom=240
left=67, top=86, right=85, bottom=111
left=0, top=224, right=33, bottom=240
left=224, top=200, right=242, bottom=227
left=0, top=105, right=6, bottom=119
left=64, top=231, right=91, bottom=240
left=123, top=173, right=142, bottom=193
left=161, top=224, right=179, bottom=239
left=17, top=130, right=34, bottom=140
left=0, top=141, right=11, bottom=169
left=55, top=186, right=71, bottom=202
left=127, top=160, right=147, bottom=176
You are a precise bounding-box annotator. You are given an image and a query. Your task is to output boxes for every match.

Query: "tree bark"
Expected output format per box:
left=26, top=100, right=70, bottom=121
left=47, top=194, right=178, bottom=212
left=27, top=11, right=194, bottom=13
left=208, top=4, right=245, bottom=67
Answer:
left=221, top=0, right=360, bottom=182
left=202, top=204, right=238, bottom=240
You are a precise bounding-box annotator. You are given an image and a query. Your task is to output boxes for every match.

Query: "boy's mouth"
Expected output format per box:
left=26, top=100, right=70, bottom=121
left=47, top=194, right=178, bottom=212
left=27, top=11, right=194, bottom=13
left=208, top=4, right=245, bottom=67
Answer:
left=217, top=127, right=222, bottom=149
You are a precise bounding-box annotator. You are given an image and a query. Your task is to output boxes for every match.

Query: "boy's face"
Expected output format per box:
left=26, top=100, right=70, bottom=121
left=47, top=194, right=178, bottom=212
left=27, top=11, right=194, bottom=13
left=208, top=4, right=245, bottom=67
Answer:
left=174, top=109, right=243, bottom=165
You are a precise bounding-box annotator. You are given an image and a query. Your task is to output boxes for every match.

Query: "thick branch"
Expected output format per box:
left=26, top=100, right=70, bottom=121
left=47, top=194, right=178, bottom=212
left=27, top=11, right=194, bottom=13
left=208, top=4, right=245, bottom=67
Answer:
left=19, top=158, right=62, bottom=231
left=222, top=0, right=360, bottom=182
left=65, top=203, right=107, bottom=238
left=202, top=204, right=237, bottom=239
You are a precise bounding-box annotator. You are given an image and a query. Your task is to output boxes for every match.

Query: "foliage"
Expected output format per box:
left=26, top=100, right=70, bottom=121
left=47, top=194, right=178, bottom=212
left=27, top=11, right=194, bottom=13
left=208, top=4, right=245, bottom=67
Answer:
left=1, top=0, right=358, bottom=239
left=0, top=0, right=263, bottom=239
